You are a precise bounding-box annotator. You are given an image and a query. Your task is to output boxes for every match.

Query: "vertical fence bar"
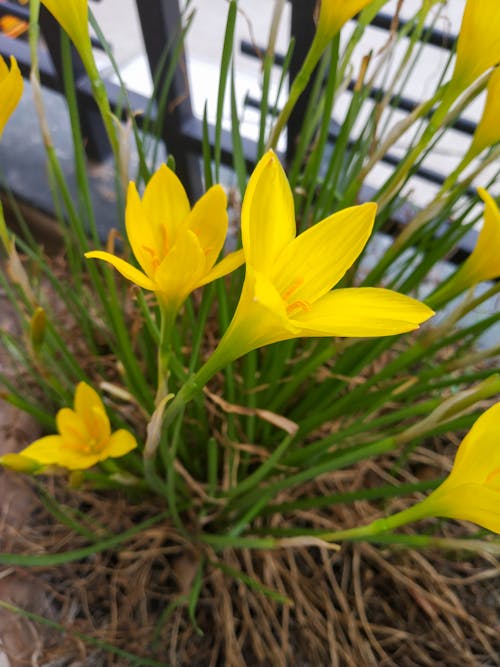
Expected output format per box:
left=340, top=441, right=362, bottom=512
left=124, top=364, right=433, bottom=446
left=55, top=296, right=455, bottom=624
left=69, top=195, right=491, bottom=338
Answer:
left=286, top=0, right=316, bottom=163
left=135, top=0, right=203, bottom=201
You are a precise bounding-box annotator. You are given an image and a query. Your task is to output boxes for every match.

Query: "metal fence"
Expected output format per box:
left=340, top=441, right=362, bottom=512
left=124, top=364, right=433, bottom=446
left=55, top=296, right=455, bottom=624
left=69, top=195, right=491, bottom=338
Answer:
left=0, top=0, right=474, bottom=235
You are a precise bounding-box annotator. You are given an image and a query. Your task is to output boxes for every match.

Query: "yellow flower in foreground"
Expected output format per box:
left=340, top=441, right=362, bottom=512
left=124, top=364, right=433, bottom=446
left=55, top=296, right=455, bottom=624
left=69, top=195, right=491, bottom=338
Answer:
left=41, top=0, right=93, bottom=69
left=410, top=402, right=500, bottom=533
left=207, top=151, right=433, bottom=367
left=428, top=188, right=500, bottom=307
left=86, top=165, right=243, bottom=312
left=448, top=0, right=500, bottom=97
left=14, top=382, right=137, bottom=471
left=0, top=55, right=23, bottom=139
left=468, top=67, right=500, bottom=158
left=316, top=0, right=375, bottom=43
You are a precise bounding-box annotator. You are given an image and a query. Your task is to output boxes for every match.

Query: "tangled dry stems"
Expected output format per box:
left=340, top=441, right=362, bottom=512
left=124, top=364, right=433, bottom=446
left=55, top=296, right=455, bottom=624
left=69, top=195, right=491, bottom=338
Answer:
left=0, top=449, right=499, bottom=667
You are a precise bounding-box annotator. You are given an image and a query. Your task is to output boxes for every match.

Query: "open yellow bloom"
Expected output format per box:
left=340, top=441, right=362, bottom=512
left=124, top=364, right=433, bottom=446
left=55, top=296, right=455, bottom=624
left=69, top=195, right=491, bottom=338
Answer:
left=428, top=188, right=500, bottom=307
left=41, top=0, right=93, bottom=69
left=208, top=151, right=433, bottom=367
left=448, top=0, right=500, bottom=97
left=86, top=164, right=244, bottom=313
left=0, top=55, right=23, bottom=139
left=316, top=0, right=375, bottom=43
left=468, top=67, right=500, bottom=158
left=14, top=382, right=137, bottom=471
left=410, top=402, right=500, bottom=533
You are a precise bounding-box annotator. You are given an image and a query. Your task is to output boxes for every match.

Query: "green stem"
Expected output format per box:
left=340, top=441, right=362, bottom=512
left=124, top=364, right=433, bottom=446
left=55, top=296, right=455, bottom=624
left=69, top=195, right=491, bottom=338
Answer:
left=156, top=303, right=177, bottom=405
left=318, top=501, right=431, bottom=543
left=266, top=32, right=327, bottom=150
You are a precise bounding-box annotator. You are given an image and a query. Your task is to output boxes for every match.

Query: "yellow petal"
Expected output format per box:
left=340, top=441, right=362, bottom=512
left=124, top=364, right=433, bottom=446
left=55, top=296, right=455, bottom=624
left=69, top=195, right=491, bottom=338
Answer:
left=125, top=182, right=159, bottom=278
left=187, top=184, right=228, bottom=272
left=74, top=381, right=103, bottom=421
left=468, top=67, right=500, bottom=156
left=155, top=229, right=205, bottom=307
left=421, top=483, right=500, bottom=533
left=0, top=56, right=23, bottom=139
left=448, top=401, right=500, bottom=485
left=41, top=0, right=93, bottom=67
left=292, top=287, right=434, bottom=337
left=452, top=188, right=500, bottom=288
left=317, top=0, right=375, bottom=42
left=449, top=0, right=500, bottom=95
left=272, top=202, right=376, bottom=305
left=85, top=250, right=156, bottom=291
left=242, top=151, right=296, bottom=274
left=57, top=407, right=89, bottom=442
left=141, top=163, right=191, bottom=244
left=103, top=429, right=137, bottom=460
left=54, top=450, right=101, bottom=470
left=198, top=249, right=245, bottom=287
left=466, top=188, right=500, bottom=281
left=20, top=435, right=64, bottom=465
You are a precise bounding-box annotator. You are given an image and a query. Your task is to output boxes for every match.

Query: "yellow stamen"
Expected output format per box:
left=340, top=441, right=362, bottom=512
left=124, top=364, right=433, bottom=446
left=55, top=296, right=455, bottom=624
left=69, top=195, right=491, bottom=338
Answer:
left=281, top=277, right=304, bottom=302
left=286, top=299, right=312, bottom=316
left=486, top=467, right=500, bottom=484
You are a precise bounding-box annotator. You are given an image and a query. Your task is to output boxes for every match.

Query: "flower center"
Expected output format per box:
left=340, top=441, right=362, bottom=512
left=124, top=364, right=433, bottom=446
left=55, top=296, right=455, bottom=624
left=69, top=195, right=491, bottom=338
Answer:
left=142, top=225, right=169, bottom=274
left=280, top=277, right=311, bottom=316
left=66, top=436, right=105, bottom=455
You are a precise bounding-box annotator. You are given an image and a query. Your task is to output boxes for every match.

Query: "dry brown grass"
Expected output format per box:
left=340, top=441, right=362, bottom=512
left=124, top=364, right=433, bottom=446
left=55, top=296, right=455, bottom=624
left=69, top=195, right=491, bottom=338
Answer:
left=0, top=450, right=498, bottom=667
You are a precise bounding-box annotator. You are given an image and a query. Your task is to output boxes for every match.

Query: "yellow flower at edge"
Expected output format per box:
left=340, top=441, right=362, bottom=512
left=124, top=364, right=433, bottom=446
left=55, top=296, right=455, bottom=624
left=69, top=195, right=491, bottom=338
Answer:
left=11, top=382, right=137, bottom=471
left=316, top=0, right=376, bottom=44
left=448, top=0, right=500, bottom=97
left=467, top=67, right=500, bottom=158
left=41, top=0, right=93, bottom=69
left=206, top=151, right=434, bottom=368
left=85, top=164, right=244, bottom=313
left=409, top=402, right=500, bottom=533
left=0, top=55, right=23, bottom=139
left=428, top=188, right=500, bottom=308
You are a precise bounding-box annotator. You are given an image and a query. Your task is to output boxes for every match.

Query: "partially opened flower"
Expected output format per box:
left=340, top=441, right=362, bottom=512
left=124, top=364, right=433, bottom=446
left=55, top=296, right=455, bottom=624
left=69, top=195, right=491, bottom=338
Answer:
left=41, top=0, right=93, bottom=70
left=12, top=382, right=137, bottom=471
left=204, top=151, right=433, bottom=371
left=427, top=188, right=500, bottom=307
left=316, top=0, right=375, bottom=45
left=406, top=402, right=500, bottom=533
left=447, top=0, right=500, bottom=98
left=0, top=453, right=43, bottom=474
left=85, top=164, right=244, bottom=314
left=0, top=55, right=23, bottom=139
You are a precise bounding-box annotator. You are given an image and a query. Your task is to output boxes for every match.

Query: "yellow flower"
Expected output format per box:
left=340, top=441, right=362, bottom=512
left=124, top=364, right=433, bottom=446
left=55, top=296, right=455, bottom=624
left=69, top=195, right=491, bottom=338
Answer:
left=15, top=382, right=137, bottom=470
left=468, top=67, right=500, bottom=158
left=428, top=188, right=500, bottom=307
left=448, top=0, right=500, bottom=97
left=85, top=164, right=244, bottom=312
left=207, top=151, right=433, bottom=367
left=0, top=55, right=23, bottom=139
left=411, top=402, right=500, bottom=533
left=316, top=0, right=375, bottom=43
left=41, top=0, right=93, bottom=69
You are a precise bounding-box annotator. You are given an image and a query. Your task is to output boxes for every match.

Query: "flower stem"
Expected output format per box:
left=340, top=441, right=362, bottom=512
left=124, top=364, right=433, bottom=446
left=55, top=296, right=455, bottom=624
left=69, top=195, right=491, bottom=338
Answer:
left=317, top=502, right=431, bottom=543
left=266, top=33, right=327, bottom=151
left=155, top=304, right=177, bottom=405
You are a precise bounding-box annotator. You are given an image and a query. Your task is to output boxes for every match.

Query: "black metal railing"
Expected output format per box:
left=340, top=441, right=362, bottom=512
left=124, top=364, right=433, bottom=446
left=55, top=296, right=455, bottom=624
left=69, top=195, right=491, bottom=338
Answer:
left=0, top=0, right=476, bottom=253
